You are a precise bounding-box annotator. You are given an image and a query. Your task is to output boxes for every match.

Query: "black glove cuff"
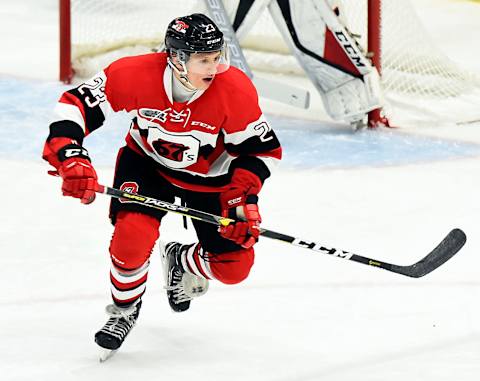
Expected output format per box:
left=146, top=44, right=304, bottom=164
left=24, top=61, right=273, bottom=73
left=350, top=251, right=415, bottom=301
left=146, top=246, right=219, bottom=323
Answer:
left=57, top=144, right=91, bottom=162
left=246, top=194, right=258, bottom=204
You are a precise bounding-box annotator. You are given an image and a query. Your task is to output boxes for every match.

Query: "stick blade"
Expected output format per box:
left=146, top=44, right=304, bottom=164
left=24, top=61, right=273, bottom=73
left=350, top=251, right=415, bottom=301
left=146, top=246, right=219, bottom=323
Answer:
left=396, top=228, right=467, bottom=278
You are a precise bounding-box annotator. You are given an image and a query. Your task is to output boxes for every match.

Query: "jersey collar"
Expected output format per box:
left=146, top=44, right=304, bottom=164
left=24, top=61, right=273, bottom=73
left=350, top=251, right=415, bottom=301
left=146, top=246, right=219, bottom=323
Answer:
left=163, top=65, right=206, bottom=105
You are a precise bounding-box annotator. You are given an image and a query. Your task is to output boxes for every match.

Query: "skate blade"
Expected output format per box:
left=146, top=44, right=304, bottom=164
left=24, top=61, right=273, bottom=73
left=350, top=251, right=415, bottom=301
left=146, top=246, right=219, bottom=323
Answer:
left=99, top=348, right=117, bottom=362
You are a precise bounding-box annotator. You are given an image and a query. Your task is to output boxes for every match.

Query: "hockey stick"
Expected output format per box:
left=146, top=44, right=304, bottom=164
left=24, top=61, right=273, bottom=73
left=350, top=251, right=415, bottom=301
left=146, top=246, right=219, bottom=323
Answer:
left=98, top=185, right=466, bottom=278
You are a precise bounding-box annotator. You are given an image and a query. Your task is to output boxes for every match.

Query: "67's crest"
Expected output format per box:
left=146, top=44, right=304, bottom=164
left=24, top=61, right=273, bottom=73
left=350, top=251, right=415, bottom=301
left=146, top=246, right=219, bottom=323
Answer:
left=152, top=139, right=190, bottom=162
left=145, top=127, right=200, bottom=169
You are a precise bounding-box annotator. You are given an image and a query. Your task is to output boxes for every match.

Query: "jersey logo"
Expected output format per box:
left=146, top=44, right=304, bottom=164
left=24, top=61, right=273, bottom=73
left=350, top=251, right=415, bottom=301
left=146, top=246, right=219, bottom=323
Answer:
left=169, top=108, right=191, bottom=126
left=139, top=108, right=169, bottom=124
left=139, top=107, right=191, bottom=128
left=144, top=128, right=200, bottom=169
left=191, top=121, right=216, bottom=131
left=152, top=139, right=190, bottom=162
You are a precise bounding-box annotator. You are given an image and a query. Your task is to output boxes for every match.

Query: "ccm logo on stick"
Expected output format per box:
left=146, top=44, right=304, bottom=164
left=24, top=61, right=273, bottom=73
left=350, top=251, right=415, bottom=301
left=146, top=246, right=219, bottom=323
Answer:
left=292, top=238, right=353, bottom=259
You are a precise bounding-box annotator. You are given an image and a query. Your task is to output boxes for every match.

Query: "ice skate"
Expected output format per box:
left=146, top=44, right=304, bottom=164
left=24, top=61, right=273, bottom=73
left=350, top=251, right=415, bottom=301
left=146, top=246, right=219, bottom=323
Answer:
left=94, top=299, right=142, bottom=361
left=160, top=241, right=209, bottom=312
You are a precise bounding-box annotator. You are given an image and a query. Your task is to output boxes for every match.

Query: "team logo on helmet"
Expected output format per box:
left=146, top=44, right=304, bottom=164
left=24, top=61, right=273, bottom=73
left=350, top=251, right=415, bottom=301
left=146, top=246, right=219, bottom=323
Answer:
left=165, top=13, right=226, bottom=55
left=172, top=20, right=189, bottom=33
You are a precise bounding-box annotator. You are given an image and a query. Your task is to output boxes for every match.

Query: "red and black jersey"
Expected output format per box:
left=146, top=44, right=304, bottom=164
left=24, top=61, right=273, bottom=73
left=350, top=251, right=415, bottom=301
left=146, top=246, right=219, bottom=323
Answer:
left=47, top=53, right=282, bottom=192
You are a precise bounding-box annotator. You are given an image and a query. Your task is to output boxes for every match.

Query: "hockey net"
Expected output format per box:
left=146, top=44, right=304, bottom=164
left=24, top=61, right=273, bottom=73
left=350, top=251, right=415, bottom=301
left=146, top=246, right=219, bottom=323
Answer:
left=61, top=0, right=480, bottom=126
left=332, top=0, right=480, bottom=126
left=62, top=0, right=294, bottom=78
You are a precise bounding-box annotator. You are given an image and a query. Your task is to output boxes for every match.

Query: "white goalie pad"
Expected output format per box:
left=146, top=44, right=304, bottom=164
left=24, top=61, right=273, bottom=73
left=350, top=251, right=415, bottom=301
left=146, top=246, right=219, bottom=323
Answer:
left=205, top=0, right=310, bottom=108
left=323, top=70, right=382, bottom=123
left=221, top=0, right=273, bottom=41
left=265, top=0, right=384, bottom=122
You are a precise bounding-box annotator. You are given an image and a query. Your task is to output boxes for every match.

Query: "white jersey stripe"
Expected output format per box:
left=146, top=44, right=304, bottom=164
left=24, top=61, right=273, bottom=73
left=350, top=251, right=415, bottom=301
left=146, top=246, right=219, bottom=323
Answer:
left=223, top=114, right=271, bottom=145
left=52, top=103, right=86, bottom=133
left=256, top=155, right=281, bottom=173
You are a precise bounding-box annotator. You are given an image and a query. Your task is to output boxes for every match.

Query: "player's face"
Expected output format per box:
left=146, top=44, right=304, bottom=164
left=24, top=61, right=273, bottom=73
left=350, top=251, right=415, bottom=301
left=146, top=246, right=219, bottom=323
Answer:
left=185, top=51, right=223, bottom=90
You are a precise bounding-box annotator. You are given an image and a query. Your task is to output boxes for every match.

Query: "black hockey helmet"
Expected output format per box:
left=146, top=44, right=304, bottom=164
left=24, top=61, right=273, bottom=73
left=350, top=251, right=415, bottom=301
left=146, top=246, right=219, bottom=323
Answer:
left=165, top=13, right=230, bottom=84
left=165, top=13, right=225, bottom=54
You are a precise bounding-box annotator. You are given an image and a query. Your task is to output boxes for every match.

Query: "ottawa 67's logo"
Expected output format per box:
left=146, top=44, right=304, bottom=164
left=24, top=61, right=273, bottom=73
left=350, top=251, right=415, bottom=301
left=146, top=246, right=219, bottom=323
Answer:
left=119, top=182, right=139, bottom=204
left=152, top=139, right=191, bottom=162
left=146, top=127, right=200, bottom=169
left=172, top=20, right=189, bottom=33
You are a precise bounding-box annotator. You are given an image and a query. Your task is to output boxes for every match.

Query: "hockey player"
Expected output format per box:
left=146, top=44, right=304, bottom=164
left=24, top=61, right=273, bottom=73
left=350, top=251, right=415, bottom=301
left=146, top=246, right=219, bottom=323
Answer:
left=42, top=13, right=282, bottom=354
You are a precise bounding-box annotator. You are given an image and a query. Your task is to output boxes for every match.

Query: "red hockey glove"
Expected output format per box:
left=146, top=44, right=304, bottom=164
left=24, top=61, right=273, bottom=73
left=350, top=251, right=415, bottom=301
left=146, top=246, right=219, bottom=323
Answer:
left=43, top=138, right=99, bottom=204
left=58, top=156, right=99, bottom=204
left=219, top=169, right=263, bottom=249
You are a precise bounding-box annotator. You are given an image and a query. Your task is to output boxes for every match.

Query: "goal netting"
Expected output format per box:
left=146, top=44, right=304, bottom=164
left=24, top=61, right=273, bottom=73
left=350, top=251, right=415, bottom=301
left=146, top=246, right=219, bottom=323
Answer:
left=62, top=0, right=480, bottom=126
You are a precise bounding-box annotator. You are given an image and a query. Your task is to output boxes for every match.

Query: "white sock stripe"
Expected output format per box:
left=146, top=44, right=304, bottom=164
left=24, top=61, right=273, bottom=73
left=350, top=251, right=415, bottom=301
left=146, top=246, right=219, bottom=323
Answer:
left=111, top=261, right=150, bottom=284
left=197, top=247, right=215, bottom=280
left=186, top=245, right=204, bottom=278
left=110, top=283, right=146, bottom=301
left=180, top=248, right=189, bottom=275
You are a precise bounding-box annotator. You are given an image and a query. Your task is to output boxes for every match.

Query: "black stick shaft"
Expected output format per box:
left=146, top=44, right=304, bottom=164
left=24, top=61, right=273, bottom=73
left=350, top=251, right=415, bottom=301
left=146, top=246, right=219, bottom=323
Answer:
left=99, top=186, right=466, bottom=278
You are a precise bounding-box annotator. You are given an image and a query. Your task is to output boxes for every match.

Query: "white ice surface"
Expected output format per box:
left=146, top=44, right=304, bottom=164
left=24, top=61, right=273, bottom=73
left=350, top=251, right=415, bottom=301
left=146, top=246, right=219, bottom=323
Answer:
left=1, top=1, right=480, bottom=380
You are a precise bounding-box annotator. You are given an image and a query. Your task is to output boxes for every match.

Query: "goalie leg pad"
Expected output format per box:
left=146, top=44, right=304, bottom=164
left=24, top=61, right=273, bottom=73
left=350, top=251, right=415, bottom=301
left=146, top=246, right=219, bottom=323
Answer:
left=268, top=0, right=384, bottom=122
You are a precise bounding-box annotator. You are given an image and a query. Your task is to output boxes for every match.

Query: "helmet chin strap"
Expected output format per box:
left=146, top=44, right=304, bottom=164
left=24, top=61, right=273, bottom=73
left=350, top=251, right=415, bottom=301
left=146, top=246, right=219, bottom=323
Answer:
left=167, top=57, right=197, bottom=91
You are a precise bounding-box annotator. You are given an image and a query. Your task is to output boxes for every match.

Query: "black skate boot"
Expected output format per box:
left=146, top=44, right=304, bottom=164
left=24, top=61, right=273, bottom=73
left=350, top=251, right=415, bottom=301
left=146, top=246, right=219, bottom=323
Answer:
left=94, top=299, right=142, bottom=358
left=160, top=242, right=209, bottom=313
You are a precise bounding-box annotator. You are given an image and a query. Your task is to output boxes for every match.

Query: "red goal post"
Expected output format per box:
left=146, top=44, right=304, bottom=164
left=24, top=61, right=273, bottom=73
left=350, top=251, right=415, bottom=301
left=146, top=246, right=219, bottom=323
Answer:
left=59, top=0, right=73, bottom=84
